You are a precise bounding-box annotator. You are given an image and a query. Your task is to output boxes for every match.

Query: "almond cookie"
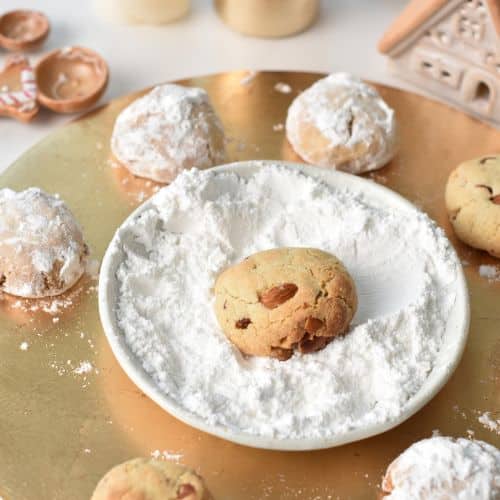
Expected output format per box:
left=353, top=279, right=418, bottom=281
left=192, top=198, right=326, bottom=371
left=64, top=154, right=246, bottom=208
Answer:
left=445, top=156, right=500, bottom=258
left=0, top=187, right=88, bottom=298
left=111, top=84, right=226, bottom=183
left=285, top=73, right=397, bottom=174
left=381, top=436, right=500, bottom=499
left=214, top=247, right=357, bottom=361
left=91, top=458, right=213, bottom=500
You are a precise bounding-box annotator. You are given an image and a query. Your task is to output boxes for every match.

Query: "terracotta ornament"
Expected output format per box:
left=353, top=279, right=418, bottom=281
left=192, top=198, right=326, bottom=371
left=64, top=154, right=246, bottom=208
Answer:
left=0, top=9, right=50, bottom=51
left=378, top=0, right=500, bottom=126
left=0, top=55, right=39, bottom=122
left=35, top=46, right=109, bottom=113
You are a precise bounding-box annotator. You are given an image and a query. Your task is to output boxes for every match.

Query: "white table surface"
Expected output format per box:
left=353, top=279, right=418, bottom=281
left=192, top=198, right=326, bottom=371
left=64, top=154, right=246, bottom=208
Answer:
left=0, top=0, right=411, bottom=174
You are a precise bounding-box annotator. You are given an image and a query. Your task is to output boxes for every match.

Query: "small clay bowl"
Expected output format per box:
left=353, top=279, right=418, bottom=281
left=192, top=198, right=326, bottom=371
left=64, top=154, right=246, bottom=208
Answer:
left=35, top=46, right=109, bottom=114
left=0, top=10, right=50, bottom=51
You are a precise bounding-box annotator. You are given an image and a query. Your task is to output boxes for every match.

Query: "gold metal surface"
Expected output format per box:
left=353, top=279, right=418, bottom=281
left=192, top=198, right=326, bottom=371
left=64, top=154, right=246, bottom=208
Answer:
left=214, top=0, right=318, bottom=38
left=0, top=71, right=499, bottom=500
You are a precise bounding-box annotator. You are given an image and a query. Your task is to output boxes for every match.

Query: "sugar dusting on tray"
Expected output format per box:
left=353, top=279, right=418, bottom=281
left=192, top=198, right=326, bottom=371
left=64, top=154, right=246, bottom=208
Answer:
left=110, top=164, right=459, bottom=439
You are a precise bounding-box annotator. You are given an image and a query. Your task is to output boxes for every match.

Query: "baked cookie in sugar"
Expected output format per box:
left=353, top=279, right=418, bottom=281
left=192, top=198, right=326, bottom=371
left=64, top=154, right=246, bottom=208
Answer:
left=285, top=73, right=397, bottom=174
left=0, top=188, right=88, bottom=298
left=446, top=156, right=500, bottom=258
left=91, top=458, right=213, bottom=500
left=214, top=247, right=357, bottom=361
left=111, top=84, right=226, bottom=183
left=382, top=436, right=500, bottom=499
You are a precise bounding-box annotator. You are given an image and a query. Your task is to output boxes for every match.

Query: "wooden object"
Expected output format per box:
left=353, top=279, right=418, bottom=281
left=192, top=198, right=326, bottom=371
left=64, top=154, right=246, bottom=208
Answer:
left=379, top=0, right=500, bottom=126
left=35, top=46, right=109, bottom=114
left=0, top=9, right=49, bottom=51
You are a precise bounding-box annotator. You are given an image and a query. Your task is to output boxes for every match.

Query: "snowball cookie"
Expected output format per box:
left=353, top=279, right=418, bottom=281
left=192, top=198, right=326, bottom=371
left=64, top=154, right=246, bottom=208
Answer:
left=214, top=247, right=357, bottom=361
left=91, top=458, right=213, bottom=500
left=0, top=188, right=88, bottom=298
left=111, top=84, right=226, bottom=183
left=382, top=436, right=500, bottom=499
left=446, top=156, right=500, bottom=258
left=285, top=73, right=397, bottom=174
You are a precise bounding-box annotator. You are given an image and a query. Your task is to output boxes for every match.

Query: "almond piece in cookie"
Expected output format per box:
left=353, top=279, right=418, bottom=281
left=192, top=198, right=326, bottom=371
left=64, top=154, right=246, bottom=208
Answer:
left=214, top=247, right=357, bottom=360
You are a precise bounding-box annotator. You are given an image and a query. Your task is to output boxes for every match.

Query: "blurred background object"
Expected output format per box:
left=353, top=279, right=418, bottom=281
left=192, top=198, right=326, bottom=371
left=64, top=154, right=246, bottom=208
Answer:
left=0, top=9, right=49, bottom=51
left=0, top=0, right=409, bottom=173
left=92, top=0, right=190, bottom=25
left=214, top=0, right=319, bottom=37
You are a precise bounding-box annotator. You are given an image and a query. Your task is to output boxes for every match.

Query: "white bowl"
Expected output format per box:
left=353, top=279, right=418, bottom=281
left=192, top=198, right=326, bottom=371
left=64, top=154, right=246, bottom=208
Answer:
left=98, top=161, right=470, bottom=451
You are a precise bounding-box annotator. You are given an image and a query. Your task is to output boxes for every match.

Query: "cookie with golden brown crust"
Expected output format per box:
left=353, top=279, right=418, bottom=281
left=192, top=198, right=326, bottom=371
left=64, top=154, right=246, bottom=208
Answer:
left=445, top=156, right=500, bottom=258
left=91, top=458, right=213, bottom=500
left=214, top=247, right=357, bottom=361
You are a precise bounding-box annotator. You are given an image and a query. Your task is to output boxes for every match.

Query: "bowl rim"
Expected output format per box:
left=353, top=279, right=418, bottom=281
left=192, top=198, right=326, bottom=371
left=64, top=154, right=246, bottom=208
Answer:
left=98, top=160, right=470, bottom=451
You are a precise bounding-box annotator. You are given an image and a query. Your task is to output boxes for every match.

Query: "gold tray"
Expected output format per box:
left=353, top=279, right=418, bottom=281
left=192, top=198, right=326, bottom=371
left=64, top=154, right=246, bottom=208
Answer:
left=0, top=71, right=499, bottom=500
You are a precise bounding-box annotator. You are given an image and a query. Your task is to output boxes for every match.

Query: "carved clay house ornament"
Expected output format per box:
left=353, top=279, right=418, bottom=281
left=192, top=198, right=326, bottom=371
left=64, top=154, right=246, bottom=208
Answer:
left=379, top=0, right=500, bottom=125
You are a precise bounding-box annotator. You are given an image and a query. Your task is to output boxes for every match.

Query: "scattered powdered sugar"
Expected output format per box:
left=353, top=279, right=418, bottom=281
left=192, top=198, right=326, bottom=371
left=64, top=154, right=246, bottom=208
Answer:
left=382, top=436, right=500, bottom=499
left=479, top=412, right=500, bottom=435
left=286, top=73, right=397, bottom=174
left=73, top=361, right=94, bottom=375
left=274, top=82, right=292, bottom=94
left=19, top=341, right=29, bottom=351
left=479, top=264, right=500, bottom=281
left=151, top=449, right=183, bottom=462
left=111, top=84, right=225, bottom=183
left=240, top=70, right=257, bottom=86
left=272, top=123, right=284, bottom=132
left=110, top=165, right=459, bottom=439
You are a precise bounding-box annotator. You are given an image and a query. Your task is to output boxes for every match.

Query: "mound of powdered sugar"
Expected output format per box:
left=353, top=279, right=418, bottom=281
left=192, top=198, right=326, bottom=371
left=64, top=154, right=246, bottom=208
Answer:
left=109, top=165, right=459, bottom=439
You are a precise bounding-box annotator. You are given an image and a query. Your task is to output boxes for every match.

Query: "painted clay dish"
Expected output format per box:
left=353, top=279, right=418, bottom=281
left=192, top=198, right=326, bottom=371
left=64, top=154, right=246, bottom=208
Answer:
left=0, top=55, right=38, bottom=122
left=0, top=10, right=49, bottom=51
left=35, top=46, right=109, bottom=114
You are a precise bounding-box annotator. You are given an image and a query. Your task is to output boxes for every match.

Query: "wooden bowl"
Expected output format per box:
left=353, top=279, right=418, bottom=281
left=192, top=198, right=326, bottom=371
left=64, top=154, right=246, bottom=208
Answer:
left=35, top=46, right=109, bottom=114
left=0, top=10, right=49, bottom=51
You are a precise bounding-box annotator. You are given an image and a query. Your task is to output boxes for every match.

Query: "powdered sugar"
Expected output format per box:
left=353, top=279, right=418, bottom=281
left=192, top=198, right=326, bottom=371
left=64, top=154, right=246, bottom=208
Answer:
left=111, top=84, right=226, bottom=183
left=73, top=361, right=94, bottom=375
left=274, top=82, right=292, bottom=94
left=286, top=73, right=397, bottom=174
left=110, top=165, right=459, bottom=439
left=383, top=436, right=500, bottom=499
left=479, top=412, right=500, bottom=435
left=479, top=264, right=500, bottom=281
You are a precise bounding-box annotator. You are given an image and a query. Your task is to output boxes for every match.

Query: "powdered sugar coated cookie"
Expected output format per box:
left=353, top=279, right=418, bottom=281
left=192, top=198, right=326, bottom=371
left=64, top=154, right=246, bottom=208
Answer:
left=382, top=436, right=500, bottom=499
left=286, top=73, right=397, bottom=174
left=0, top=188, right=88, bottom=298
left=111, top=84, right=226, bottom=183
